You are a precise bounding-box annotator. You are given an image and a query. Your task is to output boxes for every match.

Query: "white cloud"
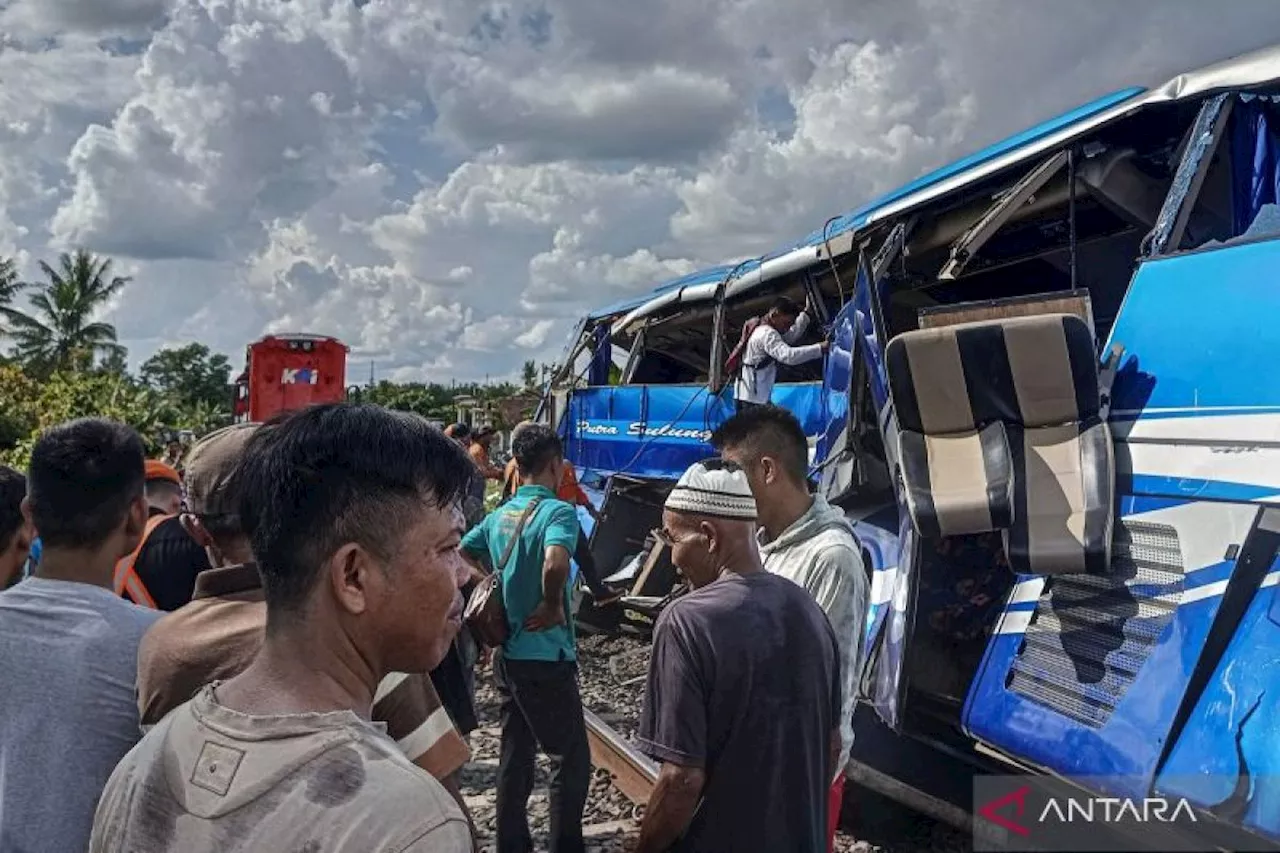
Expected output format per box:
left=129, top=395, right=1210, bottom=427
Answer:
left=2, top=0, right=1280, bottom=384
left=434, top=65, right=743, bottom=163
left=1, top=0, right=170, bottom=36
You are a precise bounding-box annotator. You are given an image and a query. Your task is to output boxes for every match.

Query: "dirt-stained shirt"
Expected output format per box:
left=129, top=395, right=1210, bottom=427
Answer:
left=90, top=684, right=472, bottom=853
left=135, top=563, right=470, bottom=781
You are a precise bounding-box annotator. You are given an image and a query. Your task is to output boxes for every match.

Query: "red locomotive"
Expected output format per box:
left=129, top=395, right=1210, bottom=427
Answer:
left=232, top=334, right=349, bottom=423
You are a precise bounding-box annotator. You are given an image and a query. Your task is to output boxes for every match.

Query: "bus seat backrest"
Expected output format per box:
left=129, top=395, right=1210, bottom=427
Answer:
left=886, top=328, right=1015, bottom=539
left=886, top=313, right=1114, bottom=575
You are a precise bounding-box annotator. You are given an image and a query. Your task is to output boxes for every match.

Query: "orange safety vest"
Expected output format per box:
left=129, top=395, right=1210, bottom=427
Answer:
left=112, top=514, right=172, bottom=609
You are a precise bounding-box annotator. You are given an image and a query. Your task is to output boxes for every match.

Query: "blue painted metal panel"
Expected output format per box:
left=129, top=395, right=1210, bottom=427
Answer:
left=1109, top=238, right=1280, bottom=414
left=815, top=294, right=855, bottom=465
left=962, top=556, right=1242, bottom=801
left=814, top=262, right=892, bottom=468
left=1123, top=474, right=1280, bottom=504
left=865, top=506, right=918, bottom=728
left=562, top=382, right=826, bottom=480
left=1156, top=556, right=1280, bottom=842
left=1106, top=237, right=1280, bottom=503
left=849, top=506, right=902, bottom=648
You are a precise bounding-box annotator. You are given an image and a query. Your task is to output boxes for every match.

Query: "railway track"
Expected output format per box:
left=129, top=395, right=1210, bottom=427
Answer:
left=584, top=707, right=657, bottom=806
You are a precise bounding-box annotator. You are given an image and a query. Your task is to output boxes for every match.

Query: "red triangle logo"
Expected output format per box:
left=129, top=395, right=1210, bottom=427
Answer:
left=978, top=785, right=1032, bottom=837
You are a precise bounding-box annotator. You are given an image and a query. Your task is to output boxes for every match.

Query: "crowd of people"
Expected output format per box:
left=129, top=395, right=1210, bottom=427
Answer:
left=0, top=400, right=867, bottom=853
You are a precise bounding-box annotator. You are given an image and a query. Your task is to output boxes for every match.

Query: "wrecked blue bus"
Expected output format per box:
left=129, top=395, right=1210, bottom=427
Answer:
left=542, top=253, right=848, bottom=631
left=811, top=42, right=1280, bottom=850
left=543, top=220, right=880, bottom=635
left=549, top=40, right=1280, bottom=849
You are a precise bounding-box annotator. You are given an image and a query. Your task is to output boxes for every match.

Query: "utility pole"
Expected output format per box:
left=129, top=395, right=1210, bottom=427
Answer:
left=368, top=359, right=374, bottom=388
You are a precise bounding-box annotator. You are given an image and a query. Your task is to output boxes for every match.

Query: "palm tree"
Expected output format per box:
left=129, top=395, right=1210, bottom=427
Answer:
left=0, top=257, right=22, bottom=324
left=0, top=257, right=22, bottom=360
left=1, top=250, right=130, bottom=374
left=0, top=256, right=20, bottom=302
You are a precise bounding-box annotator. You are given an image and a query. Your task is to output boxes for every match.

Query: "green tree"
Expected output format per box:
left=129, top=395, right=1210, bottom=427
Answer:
left=98, top=347, right=130, bottom=377
left=2, top=250, right=129, bottom=375
left=0, top=257, right=21, bottom=313
left=521, top=359, right=538, bottom=389
left=0, top=365, right=174, bottom=469
left=0, top=257, right=24, bottom=349
left=0, top=364, right=39, bottom=457
left=140, top=343, right=233, bottom=413
left=362, top=381, right=455, bottom=420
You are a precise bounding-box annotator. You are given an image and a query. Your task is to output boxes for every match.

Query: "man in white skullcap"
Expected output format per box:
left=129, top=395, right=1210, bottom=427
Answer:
left=633, top=458, right=842, bottom=853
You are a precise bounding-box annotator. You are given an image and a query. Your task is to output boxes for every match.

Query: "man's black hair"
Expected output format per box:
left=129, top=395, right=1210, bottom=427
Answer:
left=0, top=466, right=26, bottom=551
left=236, top=403, right=474, bottom=615
left=513, top=425, right=563, bottom=478
left=709, top=404, right=810, bottom=485
left=771, top=296, right=802, bottom=317
left=27, top=418, right=146, bottom=549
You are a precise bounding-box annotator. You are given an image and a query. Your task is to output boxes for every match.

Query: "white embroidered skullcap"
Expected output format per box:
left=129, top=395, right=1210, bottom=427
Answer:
left=664, top=458, right=757, bottom=521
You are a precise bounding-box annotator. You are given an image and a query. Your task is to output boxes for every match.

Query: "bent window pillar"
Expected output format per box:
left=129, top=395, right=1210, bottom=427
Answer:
left=938, top=151, right=1070, bottom=281
left=621, top=324, right=649, bottom=385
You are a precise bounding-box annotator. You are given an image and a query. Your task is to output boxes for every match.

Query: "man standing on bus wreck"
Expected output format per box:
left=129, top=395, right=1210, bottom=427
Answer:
left=633, top=458, right=841, bottom=853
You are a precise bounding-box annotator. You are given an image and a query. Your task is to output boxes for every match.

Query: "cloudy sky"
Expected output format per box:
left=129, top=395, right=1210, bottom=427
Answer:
left=2, top=0, right=1279, bottom=383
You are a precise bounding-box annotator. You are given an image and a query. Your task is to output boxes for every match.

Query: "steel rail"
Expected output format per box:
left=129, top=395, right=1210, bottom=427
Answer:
left=583, top=707, right=658, bottom=806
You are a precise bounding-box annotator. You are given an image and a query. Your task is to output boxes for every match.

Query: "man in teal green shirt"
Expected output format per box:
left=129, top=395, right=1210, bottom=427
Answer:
left=460, top=425, right=589, bottom=853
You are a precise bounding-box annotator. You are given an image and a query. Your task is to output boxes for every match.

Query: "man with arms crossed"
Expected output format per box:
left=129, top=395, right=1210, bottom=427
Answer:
left=91, top=404, right=476, bottom=852
left=712, top=404, right=868, bottom=851
left=634, top=458, right=841, bottom=853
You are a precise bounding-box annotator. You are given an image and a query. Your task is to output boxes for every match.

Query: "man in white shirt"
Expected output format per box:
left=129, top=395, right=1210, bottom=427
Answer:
left=733, top=296, right=828, bottom=410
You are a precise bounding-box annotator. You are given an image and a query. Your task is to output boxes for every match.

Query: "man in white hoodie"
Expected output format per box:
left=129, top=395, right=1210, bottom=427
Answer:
left=711, top=404, right=867, bottom=853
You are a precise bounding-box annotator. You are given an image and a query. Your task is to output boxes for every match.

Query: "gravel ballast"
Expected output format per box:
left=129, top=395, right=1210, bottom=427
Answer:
left=457, top=632, right=974, bottom=852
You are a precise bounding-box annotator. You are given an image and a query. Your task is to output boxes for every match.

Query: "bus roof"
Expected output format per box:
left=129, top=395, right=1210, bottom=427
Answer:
left=608, top=40, right=1280, bottom=331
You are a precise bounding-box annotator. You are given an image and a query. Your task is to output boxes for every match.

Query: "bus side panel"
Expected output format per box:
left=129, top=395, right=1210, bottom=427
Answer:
left=1156, top=552, right=1280, bottom=841
left=1108, top=238, right=1280, bottom=503
left=562, top=383, right=825, bottom=480
left=964, top=239, right=1280, bottom=805
left=963, top=499, right=1255, bottom=798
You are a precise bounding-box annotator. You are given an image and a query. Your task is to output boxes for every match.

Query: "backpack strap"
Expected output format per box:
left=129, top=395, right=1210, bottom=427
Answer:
left=740, top=321, right=777, bottom=391
left=725, top=316, right=762, bottom=376
left=112, top=513, right=172, bottom=608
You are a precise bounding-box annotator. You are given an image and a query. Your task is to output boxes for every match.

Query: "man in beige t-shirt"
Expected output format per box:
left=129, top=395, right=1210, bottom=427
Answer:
left=131, top=419, right=476, bottom=839
left=90, top=406, right=479, bottom=852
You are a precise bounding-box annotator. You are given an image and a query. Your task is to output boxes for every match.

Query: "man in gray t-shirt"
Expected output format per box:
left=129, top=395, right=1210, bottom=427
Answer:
left=0, top=418, right=160, bottom=853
